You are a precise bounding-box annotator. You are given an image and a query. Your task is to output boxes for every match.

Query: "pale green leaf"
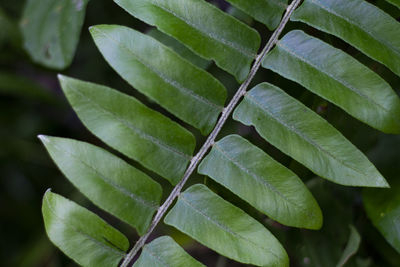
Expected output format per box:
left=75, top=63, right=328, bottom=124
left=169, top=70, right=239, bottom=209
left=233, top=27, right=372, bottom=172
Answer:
left=336, top=225, right=361, bottom=267
left=292, top=0, right=400, bottom=77
left=198, top=134, right=322, bottom=230
left=164, top=184, right=289, bottom=267
left=134, top=236, right=205, bottom=267
left=233, top=83, right=388, bottom=187
left=364, top=179, right=400, bottom=253
left=20, top=0, right=89, bottom=69
left=39, top=136, right=162, bottom=235
left=90, top=25, right=226, bottom=134
left=113, top=0, right=260, bottom=82
left=262, top=30, right=400, bottom=134
left=225, top=0, right=287, bottom=30
left=58, top=75, right=195, bottom=185
left=146, top=28, right=211, bottom=70
left=42, top=190, right=128, bottom=266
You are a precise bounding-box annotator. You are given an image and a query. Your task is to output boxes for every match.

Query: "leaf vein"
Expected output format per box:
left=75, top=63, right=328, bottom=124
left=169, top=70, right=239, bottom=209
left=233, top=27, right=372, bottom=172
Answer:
left=150, top=0, right=256, bottom=59
left=92, top=27, right=223, bottom=112
left=308, top=0, right=400, bottom=57
left=179, top=194, right=282, bottom=260
left=245, top=93, right=365, bottom=177
left=213, top=144, right=302, bottom=210
left=45, top=195, right=126, bottom=256
left=49, top=142, right=159, bottom=209
left=67, top=83, right=192, bottom=161
left=277, top=42, right=390, bottom=113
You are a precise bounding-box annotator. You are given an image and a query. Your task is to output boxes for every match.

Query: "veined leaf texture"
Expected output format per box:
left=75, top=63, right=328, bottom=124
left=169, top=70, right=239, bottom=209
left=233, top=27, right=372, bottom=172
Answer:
left=35, top=0, right=400, bottom=266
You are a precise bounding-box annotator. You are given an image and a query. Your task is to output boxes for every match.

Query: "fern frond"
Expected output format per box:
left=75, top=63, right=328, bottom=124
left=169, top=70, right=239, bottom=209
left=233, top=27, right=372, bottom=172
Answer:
left=37, top=0, right=400, bottom=266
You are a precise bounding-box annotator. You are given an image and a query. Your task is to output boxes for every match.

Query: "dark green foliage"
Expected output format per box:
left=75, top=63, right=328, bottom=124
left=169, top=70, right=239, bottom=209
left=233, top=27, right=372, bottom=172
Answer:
left=2, top=0, right=398, bottom=266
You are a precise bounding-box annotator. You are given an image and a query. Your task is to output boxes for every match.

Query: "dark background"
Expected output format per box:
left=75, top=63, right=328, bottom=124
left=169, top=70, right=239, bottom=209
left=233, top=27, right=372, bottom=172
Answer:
left=1, top=0, right=400, bottom=266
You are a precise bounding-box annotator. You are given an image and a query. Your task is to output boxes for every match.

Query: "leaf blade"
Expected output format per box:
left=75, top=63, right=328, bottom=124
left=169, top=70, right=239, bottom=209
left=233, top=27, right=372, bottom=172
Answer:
left=198, top=134, right=322, bottom=230
left=336, top=225, right=361, bottom=267
left=20, top=0, right=89, bottom=69
left=113, top=0, right=261, bottom=82
left=164, top=184, right=289, bottom=267
left=133, top=236, right=205, bottom=267
left=146, top=28, right=211, bottom=70
left=262, top=30, right=400, bottom=134
left=385, top=0, right=400, bottom=9
left=39, top=136, right=162, bottom=235
left=90, top=24, right=226, bottom=134
left=291, top=0, right=400, bottom=77
left=364, top=179, right=400, bottom=253
left=233, top=82, right=388, bottom=187
left=58, top=75, right=195, bottom=185
left=42, top=190, right=128, bottom=267
left=225, top=0, right=288, bottom=30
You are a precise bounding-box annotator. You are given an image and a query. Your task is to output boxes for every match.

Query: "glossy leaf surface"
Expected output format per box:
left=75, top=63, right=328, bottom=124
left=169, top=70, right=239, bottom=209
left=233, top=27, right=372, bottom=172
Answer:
left=263, top=30, right=400, bottom=134
left=147, top=28, right=211, bottom=70
left=42, top=190, right=128, bottom=266
left=39, top=136, right=162, bottom=235
left=59, top=75, right=195, bottom=185
left=198, top=134, right=322, bottom=229
left=164, top=184, right=289, bottom=267
left=114, top=0, right=261, bottom=82
left=292, top=0, right=400, bottom=77
left=364, top=179, right=400, bottom=253
left=134, top=236, right=205, bottom=267
left=233, top=83, right=388, bottom=187
left=90, top=25, right=226, bottom=134
left=225, top=0, right=287, bottom=30
left=20, top=0, right=89, bottom=69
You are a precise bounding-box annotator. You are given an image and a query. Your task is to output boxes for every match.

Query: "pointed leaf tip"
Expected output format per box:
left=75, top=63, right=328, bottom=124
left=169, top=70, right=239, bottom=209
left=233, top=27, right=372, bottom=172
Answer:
left=41, top=136, right=162, bottom=234
left=42, top=191, right=128, bottom=266
left=234, top=83, right=388, bottom=188
left=57, top=77, right=195, bottom=184
left=198, top=134, right=322, bottom=230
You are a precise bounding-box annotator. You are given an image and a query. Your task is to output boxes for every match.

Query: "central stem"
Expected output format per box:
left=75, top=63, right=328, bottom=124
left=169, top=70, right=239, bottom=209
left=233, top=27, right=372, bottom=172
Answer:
left=120, top=0, right=303, bottom=265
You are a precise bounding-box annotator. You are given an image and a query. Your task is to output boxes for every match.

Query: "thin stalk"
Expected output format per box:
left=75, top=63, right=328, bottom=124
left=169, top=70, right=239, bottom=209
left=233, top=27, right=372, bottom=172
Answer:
left=120, top=0, right=302, bottom=265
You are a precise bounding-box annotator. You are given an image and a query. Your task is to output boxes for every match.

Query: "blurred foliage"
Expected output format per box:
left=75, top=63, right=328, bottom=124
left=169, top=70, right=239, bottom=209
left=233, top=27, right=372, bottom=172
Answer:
left=0, top=0, right=399, bottom=266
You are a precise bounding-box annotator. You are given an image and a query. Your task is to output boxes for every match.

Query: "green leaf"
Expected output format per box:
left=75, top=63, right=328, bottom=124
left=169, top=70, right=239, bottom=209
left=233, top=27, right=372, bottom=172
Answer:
left=164, top=184, right=289, bottom=267
left=39, top=136, right=162, bottom=235
left=291, top=0, right=400, bottom=77
left=133, top=236, right=205, bottom=267
left=336, top=225, right=361, bottom=267
left=262, top=30, right=400, bottom=134
left=20, top=0, right=89, bottom=69
left=198, top=134, right=322, bottom=230
left=90, top=25, right=226, bottom=134
left=58, top=75, right=195, bottom=185
left=385, top=0, right=400, bottom=8
left=288, top=179, right=358, bottom=267
left=225, top=0, right=287, bottom=30
left=233, top=82, right=388, bottom=188
left=113, top=0, right=260, bottom=82
left=364, top=179, right=400, bottom=253
left=146, top=28, right=211, bottom=70
left=42, top=190, right=128, bottom=266
left=226, top=6, right=254, bottom=25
